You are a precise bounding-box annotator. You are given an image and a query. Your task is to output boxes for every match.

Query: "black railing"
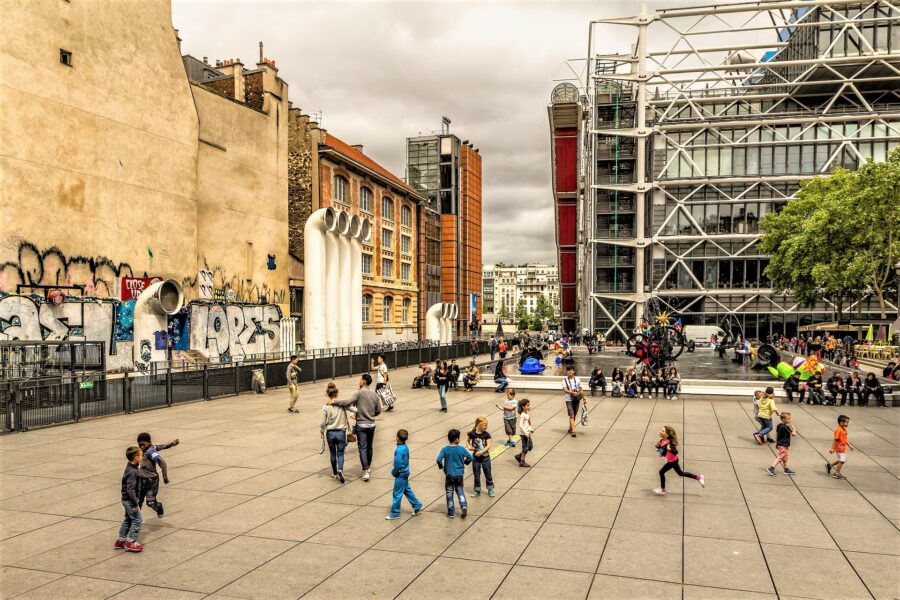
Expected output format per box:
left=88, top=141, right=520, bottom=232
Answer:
left=0, top=339, right=489, bottom=434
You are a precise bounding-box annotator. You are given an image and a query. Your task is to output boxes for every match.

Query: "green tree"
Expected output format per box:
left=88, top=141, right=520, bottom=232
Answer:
left=534, top=294, right=554, bottom=322
left=760, top=149, right=900, bottom=320
left=498, top=302, right=510, bottom=320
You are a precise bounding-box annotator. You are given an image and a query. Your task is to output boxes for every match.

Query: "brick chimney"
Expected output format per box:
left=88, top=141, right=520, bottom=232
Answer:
left=351, top=144, right=364, bottom=153
left=215, top=58, right=246, bottom=102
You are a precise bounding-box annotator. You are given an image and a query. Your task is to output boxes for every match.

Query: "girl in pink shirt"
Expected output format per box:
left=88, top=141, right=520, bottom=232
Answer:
left=654, top=425, right=705, bottom=495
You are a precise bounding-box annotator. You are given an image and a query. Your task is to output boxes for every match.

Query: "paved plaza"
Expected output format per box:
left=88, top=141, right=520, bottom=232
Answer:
left=1, top=360, right=898, bottom=600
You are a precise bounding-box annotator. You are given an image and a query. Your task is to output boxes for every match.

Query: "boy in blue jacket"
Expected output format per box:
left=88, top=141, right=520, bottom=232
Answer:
left=436, top=429, right=474, bottom=518
left=386, top=429, right=423, bottom=520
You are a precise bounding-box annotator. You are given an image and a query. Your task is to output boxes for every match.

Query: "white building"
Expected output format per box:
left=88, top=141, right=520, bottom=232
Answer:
left=483, top=263, right=559, bottom=323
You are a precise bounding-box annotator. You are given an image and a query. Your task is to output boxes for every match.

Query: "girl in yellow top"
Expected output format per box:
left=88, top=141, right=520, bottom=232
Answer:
left=753, top=386, right=779, bottom=445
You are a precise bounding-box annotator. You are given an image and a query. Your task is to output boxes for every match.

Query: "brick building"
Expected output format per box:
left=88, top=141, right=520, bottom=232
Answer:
left=288, top=115, right=427, bottom=343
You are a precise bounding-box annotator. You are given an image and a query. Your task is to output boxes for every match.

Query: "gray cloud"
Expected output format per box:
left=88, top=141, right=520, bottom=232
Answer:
left=172, top=0, right=729, bottom=265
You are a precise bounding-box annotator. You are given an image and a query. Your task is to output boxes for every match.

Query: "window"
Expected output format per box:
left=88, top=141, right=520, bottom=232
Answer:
left=401, top=262, right=411, bottom=281
left=362, top=294, right=372, bottom=323
left=362, top=253, right=372, bottom=275
left=401, top=205, right=412, bottom=227
left=382, top=197, right=394, bottom=222
left=401, top=234, right=411, bottom=254
left=60, top=49, right=72, bottom=67
left=382, top=258, right=394, bottom=279
left=381, top=228, right=393, bottom=249
left=402, top=298, right=411, bottom=323
left=383, top=296, right=393, bottom=323
left=360, top=187, right=373, bottom=213
left=333, top=175, right=349, bottom=205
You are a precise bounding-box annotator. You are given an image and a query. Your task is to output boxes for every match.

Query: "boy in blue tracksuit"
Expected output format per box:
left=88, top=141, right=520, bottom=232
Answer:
left=385, top=429, right=423, bottom=520
left=436, top=429, right=474, bottom=518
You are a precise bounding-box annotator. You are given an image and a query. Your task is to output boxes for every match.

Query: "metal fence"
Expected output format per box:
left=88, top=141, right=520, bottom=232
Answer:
left=0, top=339, right=489, bottom=434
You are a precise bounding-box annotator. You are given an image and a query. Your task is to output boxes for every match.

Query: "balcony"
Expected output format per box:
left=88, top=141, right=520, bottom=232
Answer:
left=596, top=255, right=635, bottom=267
left=594, top=227, right=634, bottom=239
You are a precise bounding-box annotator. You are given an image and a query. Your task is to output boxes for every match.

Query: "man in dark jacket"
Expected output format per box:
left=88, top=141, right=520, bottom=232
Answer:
left=329, top=374, right=382, bottom=481
left=116, top=446, right=144, bottom=552
left=783, top=373, right=805, bottom=404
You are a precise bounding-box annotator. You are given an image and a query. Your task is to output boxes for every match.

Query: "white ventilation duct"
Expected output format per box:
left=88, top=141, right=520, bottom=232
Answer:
left=426, top=302, right=457, bottom=344
left=133, top=279, right=184, bottom=367
left=304, top=207, right=370, bottom=349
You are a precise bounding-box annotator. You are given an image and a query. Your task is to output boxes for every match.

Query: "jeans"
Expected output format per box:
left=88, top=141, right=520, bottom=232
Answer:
left=756, top=418, right=773, bottom=438
left=659, top=460, right=698, bottom=489
left=495, top=377, right=509, bottom=393
left=863, top=389, right=885, bottom=407
left=326, top=429, right=347, bottom=475
left=828, top=386, right=847, bottom=405
left=355, top=425, right=375, bottom=471
left=118, top=501, right=142, bottom=542
left=143, top=477, right=161, bottom=514
left=785, top=388, right=805, bottom=404
left=445, top=475, right=467, bottom=515
left=665, top=383, right=678, bottom=397
left=389, top=477, right=422, bottom=517
left=438, top=384, right=448, bottom=410
left=473, top=458, right=493, bottom=491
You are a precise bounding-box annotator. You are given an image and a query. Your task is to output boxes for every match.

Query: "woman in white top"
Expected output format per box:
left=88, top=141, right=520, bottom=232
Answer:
left=321, top=383, right=356, bottom=483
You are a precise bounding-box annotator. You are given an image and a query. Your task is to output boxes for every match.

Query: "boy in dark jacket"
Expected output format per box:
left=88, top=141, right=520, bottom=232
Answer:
left=137, top=432, right=179, bottom=517
left=436, top=429, right=473, bottom=518
left=116, top=446, right=144, bottom=552
left=385, top=429, right=423, bottom=520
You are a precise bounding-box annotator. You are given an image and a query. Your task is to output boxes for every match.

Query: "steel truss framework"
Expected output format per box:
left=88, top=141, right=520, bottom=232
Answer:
left=573, top=0, right=900, bottom=340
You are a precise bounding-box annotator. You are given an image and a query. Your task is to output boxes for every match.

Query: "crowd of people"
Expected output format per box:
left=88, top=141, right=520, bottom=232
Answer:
left=586, top=365, right=681, bottom=400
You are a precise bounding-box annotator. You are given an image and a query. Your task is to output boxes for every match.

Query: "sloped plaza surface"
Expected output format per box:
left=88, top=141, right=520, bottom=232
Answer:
left=1, top=360, right=898, bottom=599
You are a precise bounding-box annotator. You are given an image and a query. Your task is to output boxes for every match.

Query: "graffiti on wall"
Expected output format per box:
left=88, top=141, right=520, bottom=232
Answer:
left=187, top=302, right=283, bottom=361
left=0, top=293, right=125, bottom=361
left=181, top=259, right=286, bottom=305
left=0, top=242, right=135, bottom=297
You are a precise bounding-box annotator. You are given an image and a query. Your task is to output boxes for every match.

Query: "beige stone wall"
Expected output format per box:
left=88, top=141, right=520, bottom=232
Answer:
left=0, top=0, right=199, bottom=294
left=190, top=81, right=289, bottom=307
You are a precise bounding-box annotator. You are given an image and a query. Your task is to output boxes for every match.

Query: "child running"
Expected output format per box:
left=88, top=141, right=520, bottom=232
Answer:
left=514, top=398, right=534, bottom=468
left=115, top=446, right=144, bottom=552
left=436, top=429, right=473, bottom=518
left=136, top=432, right=179, bottom=517
left=386, top=429, right=423, bottom=519
left=467, top=417, right=494, bottom=497
left=495, top=388, right=518, bottom=447
left=827, top=415, right=855, bottom=479
left=654, top=425, right=705, bottom=495
left=767, top=412, right=797, bottom=476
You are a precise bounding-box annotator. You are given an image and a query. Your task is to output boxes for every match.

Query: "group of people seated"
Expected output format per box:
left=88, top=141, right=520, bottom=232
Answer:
left=783, top=371, right=887, bottom=407
left=412, top=359, right=483, bottom=391
left=588, top=365, right=681, bottom=400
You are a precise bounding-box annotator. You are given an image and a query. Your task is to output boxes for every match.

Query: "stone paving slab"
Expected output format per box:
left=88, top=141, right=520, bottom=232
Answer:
left=0, top=356, right=898, bottom=599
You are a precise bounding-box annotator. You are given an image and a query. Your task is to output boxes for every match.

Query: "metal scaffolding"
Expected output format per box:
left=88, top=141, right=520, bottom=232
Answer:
left=569, top=0, right=900, bottom=339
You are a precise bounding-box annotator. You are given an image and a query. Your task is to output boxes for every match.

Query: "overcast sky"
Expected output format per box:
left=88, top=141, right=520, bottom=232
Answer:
left=172, top=0, right=752, bottom=267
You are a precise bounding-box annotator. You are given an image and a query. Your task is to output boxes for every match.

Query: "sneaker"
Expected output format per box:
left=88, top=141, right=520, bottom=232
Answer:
left=362, top=470, right=370, bottom=482
left=156, top=502, right=164, bottom=517
left=337, top=470, right=345, bottom=484
left=832, top=473, right=845, bottom=480
left=125, top=541, right=143, bottom=552
left=514, top=453, right=522, bottom=463
left=440, top=408, right=448, bottom=413
left=447, top=513, right=455, bottom=518
left=826, top=462, right=833, bottom=474
left=784, top=469, right=796, bottom=475
left=698, top=475, right=705, bottom=488
left=385, top=514, right=400, bottom=520
left=461, top=507, right=467, bottom=518
left=766, top=466, right=777, bottom=476
left=766, top=437, right=775, bottom=443
left=488, top=489, right=495, bottom=497
left=114, top=539, right=126, bottom=549
left=571, top=431, right=577, bottom=438
left=519, top=461, right=530, bottom=468
left=753, top=433, right=763, bottom=445
left=472, top=490, right=480, bottom=497
left=652, top=488, right=667, bottom=495
left=510, top=441, right=517, bottom=447
left=413, top=506, right=423, bottom=516
left=672, top=396, right=678, bottom=400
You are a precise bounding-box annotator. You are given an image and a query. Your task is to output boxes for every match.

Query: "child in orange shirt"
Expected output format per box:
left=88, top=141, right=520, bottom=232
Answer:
left=827, top=415, right=855, bottom=479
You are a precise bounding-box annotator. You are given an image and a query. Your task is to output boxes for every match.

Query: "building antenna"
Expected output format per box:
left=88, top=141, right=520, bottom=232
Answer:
left=441, top=116, right=451, bottom=134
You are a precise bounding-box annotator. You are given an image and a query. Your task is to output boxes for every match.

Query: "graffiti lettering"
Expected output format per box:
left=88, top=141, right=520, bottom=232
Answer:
left=188, top=302, right=282, bottom=360
left=121, top=276, right=162, bottom=300
left=0, top=241, right=135, bottom=297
